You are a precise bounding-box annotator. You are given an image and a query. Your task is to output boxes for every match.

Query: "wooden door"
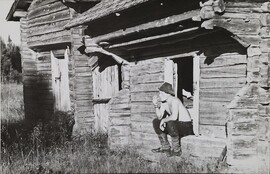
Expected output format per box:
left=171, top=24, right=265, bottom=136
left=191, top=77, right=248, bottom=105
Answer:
left=92, top=64, right=119, bottom=133
left=164, top=55, right=200, bottom=136
left=51, top=49, right=71, bottom=112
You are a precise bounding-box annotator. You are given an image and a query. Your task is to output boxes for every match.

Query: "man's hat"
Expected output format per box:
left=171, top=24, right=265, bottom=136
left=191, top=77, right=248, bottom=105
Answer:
left=158, top=82, right=175, bottom=96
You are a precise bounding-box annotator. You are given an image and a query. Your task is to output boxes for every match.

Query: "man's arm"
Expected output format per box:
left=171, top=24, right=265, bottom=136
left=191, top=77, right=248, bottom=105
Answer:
left=162, top=100, right=179, bottom=122
left=155, top=105, right=166, bottom=120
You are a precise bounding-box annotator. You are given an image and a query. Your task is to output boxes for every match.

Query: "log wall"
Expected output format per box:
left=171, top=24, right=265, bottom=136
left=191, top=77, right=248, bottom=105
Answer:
left=20, top=17, right=40, bottom=121
left=129, top=58, right=164, bottom=152
left=27, top=0, right=71, bottom=49
left=71, top=25, right=95, bottom=135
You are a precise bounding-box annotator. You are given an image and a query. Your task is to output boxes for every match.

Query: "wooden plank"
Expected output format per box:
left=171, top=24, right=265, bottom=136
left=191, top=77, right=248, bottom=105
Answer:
left=200, top=77, right=246, bottom=89
left=199, top=101, right=229, bottom=125
left=200, top=87, right=241, bottom=102
left=200, top=54, right=247, bottom=68
left=200, top=64, right=246, bottom=78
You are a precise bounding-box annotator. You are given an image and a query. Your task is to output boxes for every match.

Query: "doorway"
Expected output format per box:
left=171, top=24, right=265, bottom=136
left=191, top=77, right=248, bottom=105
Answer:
left=164, top=54, right=200, bottom=135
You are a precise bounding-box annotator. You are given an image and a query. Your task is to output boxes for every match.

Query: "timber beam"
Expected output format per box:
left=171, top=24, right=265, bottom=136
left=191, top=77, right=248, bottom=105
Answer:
left=90, top=9, right=200, bottom=43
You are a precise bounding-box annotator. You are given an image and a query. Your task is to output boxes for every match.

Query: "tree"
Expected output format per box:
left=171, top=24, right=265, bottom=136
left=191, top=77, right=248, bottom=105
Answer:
left=1, top=36, right=22, bottom=83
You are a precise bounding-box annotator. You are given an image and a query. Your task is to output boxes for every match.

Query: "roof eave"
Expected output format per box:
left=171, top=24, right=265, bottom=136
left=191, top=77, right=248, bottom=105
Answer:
left=6, top=0, right=32, bottom=21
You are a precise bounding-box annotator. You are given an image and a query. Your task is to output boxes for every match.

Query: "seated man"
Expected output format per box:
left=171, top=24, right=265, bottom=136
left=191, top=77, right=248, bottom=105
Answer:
left=152, top=82, right=194, bottom=157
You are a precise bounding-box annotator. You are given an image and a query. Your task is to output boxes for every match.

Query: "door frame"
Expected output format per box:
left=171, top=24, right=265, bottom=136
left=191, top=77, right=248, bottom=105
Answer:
left=164, top=52, right=200, bottom=136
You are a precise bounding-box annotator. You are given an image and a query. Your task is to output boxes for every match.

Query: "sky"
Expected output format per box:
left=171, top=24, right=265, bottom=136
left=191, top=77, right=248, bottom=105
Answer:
left=0, top=0, right=20, bottom=46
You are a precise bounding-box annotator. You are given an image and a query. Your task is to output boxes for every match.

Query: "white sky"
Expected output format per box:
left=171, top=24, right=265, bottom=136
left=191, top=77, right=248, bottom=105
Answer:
left=0, top=0, right=20, bottom=46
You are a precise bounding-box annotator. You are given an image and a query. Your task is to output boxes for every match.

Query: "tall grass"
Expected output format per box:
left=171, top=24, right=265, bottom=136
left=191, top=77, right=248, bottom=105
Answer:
left=1, top=83, right=24, bottom=123
left=1, top=83, right=225, bottom=173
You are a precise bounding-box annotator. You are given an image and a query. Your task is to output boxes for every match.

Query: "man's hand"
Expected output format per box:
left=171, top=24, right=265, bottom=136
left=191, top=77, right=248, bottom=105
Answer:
left=152, top=95, right=161, bottom=108
left=159, top=119, right=166, bottom=131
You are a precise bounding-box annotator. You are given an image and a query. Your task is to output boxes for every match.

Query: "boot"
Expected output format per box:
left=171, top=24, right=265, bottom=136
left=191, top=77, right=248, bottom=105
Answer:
left=166, top=136, right=181, bottom=157
left=152, top=133, right=171, bottom=153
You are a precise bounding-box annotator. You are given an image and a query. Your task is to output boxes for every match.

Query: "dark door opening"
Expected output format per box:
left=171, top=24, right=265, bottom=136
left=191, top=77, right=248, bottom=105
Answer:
left=174, top=57, right=193, bottom=109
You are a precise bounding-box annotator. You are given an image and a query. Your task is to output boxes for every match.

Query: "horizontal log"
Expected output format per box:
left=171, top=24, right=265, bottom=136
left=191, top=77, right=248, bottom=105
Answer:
left=200, top=87, right=241, bottom=102
left=131, top=113, right=156, bottom=122
left=109, top=103, right=130, bottom=110
left=109, top=117, right=131, bottom=126
left=130, top=83, right=162, bottom=93
left=131, top=91, right=157, bottom=102
left=28, top=36, right=71, bottom=49
left=76, top=100, right=93, bottom=107
left=200, top=101, right=229, bottom=125
left=130, top=64, right=163, bottom=77
left=131, top=102, right=155, bottom=114
left=29, top=20, right=69, bottom=37
left=200, top=64, right=247, bottom=78
left=108, top=27, right=199, bottom=49
left=200, top=54, right=247, bottom=68
left=207, top=18, right=260, bottom=35
left=28, top=30, right=70, bottom=43
left=28, top=1, right=68, bottom=20
left=13, top=11, right=27, bottom=18
left=130, top=73, right=163, bottom=85
left=28, top=9, right=70, bottom=28
left=30, top=0, right=60, bottom=10
left=200, top=77, right=246, bottom=89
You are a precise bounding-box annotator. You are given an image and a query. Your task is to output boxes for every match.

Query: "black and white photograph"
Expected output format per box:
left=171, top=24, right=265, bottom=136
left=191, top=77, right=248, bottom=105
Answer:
left=1, top=0, right=269, bottom=173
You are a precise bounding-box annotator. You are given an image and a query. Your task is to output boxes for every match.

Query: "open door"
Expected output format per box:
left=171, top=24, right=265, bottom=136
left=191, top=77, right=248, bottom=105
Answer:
left=51, top=48, right=71, bottom=112
left=164, top=55, right=200, bottom=136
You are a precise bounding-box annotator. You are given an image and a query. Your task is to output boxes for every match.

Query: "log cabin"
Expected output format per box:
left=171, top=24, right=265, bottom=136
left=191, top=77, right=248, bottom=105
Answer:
left=7, top=0, right=270, bottom=173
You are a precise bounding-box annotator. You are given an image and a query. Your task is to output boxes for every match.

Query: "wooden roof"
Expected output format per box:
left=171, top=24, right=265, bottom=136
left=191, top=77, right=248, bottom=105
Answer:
left=63, top=0, right=101, bottom=2
left=6, top=0, right=33, bottom=21
left=65, top=0, right=154, bottom=29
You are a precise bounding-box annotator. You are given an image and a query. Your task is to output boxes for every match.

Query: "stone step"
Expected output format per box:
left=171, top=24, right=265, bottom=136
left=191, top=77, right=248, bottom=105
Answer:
left=181, top=135, right=227, bottom=160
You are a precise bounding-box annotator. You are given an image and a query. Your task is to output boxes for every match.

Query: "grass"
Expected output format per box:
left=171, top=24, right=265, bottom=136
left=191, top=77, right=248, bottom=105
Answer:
left=1, top=82, right=226, bottom=173
left=1, top=82, right=24, bottom=123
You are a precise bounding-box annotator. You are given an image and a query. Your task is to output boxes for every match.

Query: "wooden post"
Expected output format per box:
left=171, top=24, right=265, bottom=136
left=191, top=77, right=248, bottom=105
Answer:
left=193, top=53, right=200, bottom=136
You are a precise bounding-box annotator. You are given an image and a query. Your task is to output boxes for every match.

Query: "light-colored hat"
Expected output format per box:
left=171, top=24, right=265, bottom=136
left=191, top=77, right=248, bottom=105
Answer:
left=158, top=82, right=175, bottom=96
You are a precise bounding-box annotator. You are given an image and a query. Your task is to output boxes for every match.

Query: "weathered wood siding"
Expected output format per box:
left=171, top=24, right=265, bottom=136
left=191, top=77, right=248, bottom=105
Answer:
left=130, top=58, right=164, bottom=151
left=199, top=42, right=247, bottom=138
left=27, top=0, right=71, bottom=48
left=71, top=25, right=95, bottom=134
left=20, top=17, right=41, bottom=121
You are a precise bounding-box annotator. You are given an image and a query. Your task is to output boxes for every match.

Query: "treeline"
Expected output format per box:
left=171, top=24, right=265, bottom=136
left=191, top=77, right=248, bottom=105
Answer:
left=1, top=36, right=22, bottom=83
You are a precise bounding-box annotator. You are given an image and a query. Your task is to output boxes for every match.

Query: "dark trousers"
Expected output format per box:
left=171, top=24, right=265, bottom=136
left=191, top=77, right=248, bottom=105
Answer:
left=152, top=118, right=194, bottom=138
